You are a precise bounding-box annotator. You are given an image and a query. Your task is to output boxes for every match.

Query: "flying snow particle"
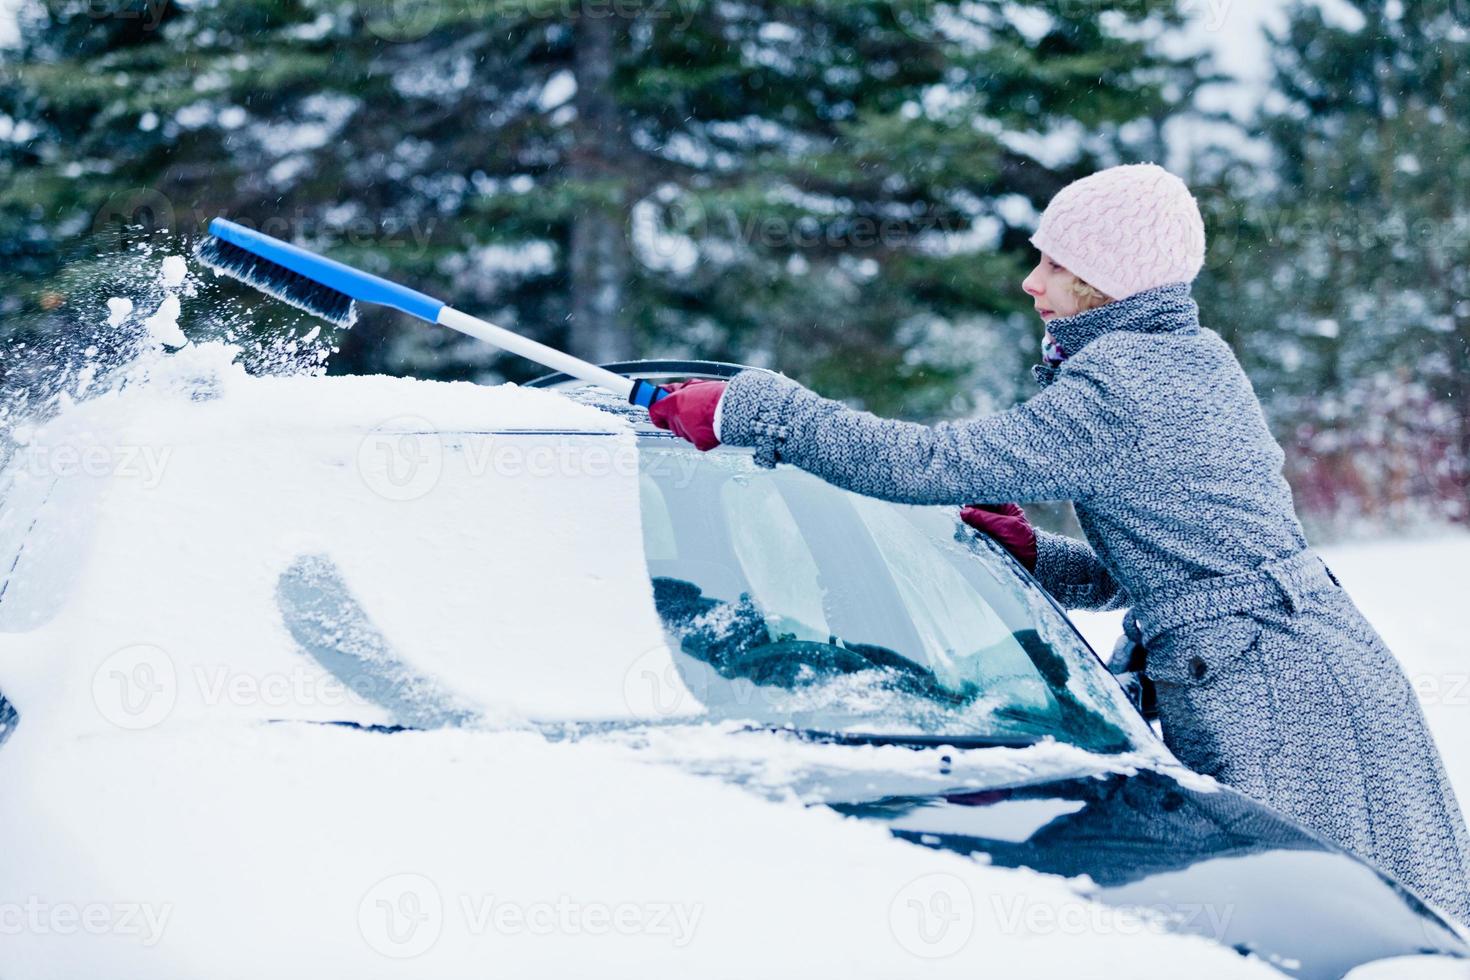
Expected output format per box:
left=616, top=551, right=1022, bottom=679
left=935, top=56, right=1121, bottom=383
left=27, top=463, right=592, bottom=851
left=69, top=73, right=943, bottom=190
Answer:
left=161, top=255, right=188, bottom=288
left=106, top=297, right=134, bottom=326
left=143, top=296, right=187, bottom=348
left=74, top=364, right=97, bottom=397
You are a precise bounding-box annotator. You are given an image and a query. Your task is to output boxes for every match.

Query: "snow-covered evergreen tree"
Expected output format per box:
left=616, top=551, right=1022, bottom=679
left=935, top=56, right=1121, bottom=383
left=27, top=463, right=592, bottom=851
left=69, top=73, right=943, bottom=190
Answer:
left=2, top=0, right=1205, bottom=418
left=1222, top=0, right=1470, bottom=531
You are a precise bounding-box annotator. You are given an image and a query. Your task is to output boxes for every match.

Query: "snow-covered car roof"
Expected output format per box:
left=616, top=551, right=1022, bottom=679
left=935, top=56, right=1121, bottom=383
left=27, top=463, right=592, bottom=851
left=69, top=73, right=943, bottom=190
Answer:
left=0, top=346, right=685, bottom=734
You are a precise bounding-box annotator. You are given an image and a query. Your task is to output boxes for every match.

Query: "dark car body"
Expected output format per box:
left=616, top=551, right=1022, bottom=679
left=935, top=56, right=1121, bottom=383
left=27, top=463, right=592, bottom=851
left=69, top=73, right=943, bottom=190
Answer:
left=836, top=766, right=1464, bottom=977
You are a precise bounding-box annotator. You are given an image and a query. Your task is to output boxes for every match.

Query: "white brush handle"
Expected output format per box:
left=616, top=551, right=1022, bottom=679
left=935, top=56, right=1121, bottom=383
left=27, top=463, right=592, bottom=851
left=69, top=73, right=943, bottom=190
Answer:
left=437, top=306, right=636, bottom=400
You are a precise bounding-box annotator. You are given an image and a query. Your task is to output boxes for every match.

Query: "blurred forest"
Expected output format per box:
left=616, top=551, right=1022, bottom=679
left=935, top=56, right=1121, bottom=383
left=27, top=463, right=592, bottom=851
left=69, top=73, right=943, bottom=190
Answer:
left=1, top=0, right=1467, bottom=537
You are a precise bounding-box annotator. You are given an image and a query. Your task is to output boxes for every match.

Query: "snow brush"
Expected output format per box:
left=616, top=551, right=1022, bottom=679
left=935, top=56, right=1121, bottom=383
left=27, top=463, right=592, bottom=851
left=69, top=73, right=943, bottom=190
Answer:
left=194, top=217, right=669, bottom=409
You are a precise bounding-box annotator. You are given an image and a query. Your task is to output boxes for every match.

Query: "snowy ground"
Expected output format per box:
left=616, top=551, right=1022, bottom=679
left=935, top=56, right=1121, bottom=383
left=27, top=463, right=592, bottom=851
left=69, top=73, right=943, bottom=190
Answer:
left=1071, top=533, right=1470, bottom=802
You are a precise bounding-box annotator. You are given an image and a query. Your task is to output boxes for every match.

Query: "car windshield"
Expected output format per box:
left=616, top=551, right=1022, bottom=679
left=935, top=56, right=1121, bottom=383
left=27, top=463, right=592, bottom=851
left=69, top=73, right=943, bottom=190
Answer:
left=0, top=399, right=1147, bottom=755
left=638, top=441, right=1147, bottom=753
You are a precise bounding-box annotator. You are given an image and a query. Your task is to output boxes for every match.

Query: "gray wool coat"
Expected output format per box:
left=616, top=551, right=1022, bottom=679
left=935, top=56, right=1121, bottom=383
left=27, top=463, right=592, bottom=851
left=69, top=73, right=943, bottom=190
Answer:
left=715, top=281, right=1470, bottom=924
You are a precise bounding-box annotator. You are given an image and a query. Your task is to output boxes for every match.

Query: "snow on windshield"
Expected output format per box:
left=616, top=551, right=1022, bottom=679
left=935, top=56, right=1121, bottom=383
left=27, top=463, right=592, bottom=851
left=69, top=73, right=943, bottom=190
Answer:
left=0, top=252, right=694, bottom=737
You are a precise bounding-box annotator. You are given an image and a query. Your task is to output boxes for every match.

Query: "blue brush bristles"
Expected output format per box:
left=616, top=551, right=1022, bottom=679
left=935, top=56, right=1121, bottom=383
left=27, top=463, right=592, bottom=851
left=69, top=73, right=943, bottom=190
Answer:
left=195, top=234, right=360, bottom=328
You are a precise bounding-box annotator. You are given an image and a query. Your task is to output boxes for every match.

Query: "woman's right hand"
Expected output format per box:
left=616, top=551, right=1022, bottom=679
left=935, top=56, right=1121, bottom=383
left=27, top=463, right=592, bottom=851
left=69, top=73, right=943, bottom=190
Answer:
left=959, top=503, right=1038, bottom=572
left=648, top=380, right=726, bottom=451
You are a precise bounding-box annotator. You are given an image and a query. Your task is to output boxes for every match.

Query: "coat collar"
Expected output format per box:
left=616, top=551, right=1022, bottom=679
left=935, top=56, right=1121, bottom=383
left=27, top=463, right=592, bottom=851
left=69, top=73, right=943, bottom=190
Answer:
left=1032, top=282, right=1201, bottom=387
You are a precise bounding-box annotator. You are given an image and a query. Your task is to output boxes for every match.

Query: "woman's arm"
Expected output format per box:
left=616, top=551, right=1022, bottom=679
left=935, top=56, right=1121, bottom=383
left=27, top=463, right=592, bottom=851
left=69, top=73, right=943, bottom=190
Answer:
left=1033, top=530, right=1130, bottom=611
left=715, top=360, right=1138, bottom=505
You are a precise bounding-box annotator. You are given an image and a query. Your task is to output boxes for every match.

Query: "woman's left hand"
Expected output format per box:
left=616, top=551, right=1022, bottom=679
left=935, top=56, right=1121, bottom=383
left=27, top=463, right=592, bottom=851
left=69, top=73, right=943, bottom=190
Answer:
left=959, top=502, right=1038, bottom=571
left=648, top=379, right=726, bottom=451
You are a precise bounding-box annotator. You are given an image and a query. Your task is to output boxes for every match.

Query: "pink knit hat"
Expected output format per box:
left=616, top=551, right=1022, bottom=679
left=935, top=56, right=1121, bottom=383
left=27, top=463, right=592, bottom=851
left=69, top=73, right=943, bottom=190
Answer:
left=1029, top=163, right=1206, bottom=301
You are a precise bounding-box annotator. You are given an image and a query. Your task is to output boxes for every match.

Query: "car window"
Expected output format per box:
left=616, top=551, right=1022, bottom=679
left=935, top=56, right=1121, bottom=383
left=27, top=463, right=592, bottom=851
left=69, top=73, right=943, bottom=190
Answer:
left=638, top=443, right=1143, bottom=753
left=720, top=477, right=832, bottom=644
left=846, top=495, right=1053, bottom=711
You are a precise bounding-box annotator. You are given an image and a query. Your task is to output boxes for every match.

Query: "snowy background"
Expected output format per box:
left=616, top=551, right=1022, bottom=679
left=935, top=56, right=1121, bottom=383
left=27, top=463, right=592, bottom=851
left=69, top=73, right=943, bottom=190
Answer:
left=7, top=0, right=1466, bottom=537
left=2, top=0, right=1469, bottom=967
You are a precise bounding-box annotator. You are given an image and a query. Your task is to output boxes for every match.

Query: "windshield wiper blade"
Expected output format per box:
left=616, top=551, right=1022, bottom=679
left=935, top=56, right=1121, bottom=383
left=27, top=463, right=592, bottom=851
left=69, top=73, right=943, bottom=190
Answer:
left=276, top=554, right=480, bottom=730
left=776, top=728, right=1041, bottom=750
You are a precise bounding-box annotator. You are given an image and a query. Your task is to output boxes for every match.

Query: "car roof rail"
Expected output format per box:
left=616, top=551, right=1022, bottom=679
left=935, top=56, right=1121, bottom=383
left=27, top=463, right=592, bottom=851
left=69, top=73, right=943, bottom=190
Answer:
left=526, top=359, right=751, bottom=390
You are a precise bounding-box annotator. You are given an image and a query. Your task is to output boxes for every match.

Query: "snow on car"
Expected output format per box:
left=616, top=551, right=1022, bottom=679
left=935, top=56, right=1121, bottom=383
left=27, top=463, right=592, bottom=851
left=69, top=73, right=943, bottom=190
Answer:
left=0, top=306, right=1463, bottom=978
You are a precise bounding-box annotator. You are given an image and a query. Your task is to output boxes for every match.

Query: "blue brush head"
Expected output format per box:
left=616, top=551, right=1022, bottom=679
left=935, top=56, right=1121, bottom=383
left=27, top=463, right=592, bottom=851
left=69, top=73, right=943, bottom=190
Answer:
left=196, top=233, right=359, bottom=327
left=195, top=218, right=444, bottom=327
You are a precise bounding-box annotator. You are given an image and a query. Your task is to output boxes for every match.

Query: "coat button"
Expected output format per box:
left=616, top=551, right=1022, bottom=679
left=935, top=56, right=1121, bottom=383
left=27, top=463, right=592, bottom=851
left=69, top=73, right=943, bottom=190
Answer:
left=1190, top=656, right=1208, bottom=680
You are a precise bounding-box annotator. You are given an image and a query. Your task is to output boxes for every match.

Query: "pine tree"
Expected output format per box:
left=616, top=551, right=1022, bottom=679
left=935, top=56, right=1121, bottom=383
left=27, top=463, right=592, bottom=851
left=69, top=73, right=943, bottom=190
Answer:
left=3, top=0, right=1207, bottom=419
left=1235, top=0, right=1470, bottom=530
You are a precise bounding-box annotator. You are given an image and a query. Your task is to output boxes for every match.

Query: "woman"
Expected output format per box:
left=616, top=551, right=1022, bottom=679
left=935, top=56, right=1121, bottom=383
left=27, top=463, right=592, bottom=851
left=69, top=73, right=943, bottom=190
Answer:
left=649, top=163, right=1470, bottom=923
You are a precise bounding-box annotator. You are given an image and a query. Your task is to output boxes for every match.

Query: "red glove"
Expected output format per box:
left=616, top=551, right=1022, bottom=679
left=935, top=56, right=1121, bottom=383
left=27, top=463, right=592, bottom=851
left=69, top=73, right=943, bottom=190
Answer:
left=959, top=503, right=1038, bottom=572
left=647, top=379, right=726, bottom=452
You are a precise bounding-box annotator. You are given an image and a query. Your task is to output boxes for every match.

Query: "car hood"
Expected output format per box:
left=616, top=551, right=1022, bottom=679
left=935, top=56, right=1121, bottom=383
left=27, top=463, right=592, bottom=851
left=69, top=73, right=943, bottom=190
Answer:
left=832, top=765, right=1469, bottom=979
left=0, top=722, right=1298, bottom=979
left=567, top=723, right=1468, bottom=977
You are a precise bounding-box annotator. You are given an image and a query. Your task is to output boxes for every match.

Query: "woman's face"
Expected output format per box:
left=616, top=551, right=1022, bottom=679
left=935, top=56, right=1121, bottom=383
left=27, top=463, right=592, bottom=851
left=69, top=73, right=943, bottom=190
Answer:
left=1021, top=253, right=1086, bottom=324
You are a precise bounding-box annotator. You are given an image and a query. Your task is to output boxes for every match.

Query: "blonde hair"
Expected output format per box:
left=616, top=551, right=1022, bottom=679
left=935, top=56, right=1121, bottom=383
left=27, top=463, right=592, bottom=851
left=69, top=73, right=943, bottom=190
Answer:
left=1067, top=275, right=1113, bottom=312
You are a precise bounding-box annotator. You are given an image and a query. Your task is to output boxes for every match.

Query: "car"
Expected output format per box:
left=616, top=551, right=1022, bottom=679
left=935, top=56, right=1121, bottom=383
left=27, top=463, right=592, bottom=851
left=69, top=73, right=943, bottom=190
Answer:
left=0, top=356, right=1464, bottom=979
